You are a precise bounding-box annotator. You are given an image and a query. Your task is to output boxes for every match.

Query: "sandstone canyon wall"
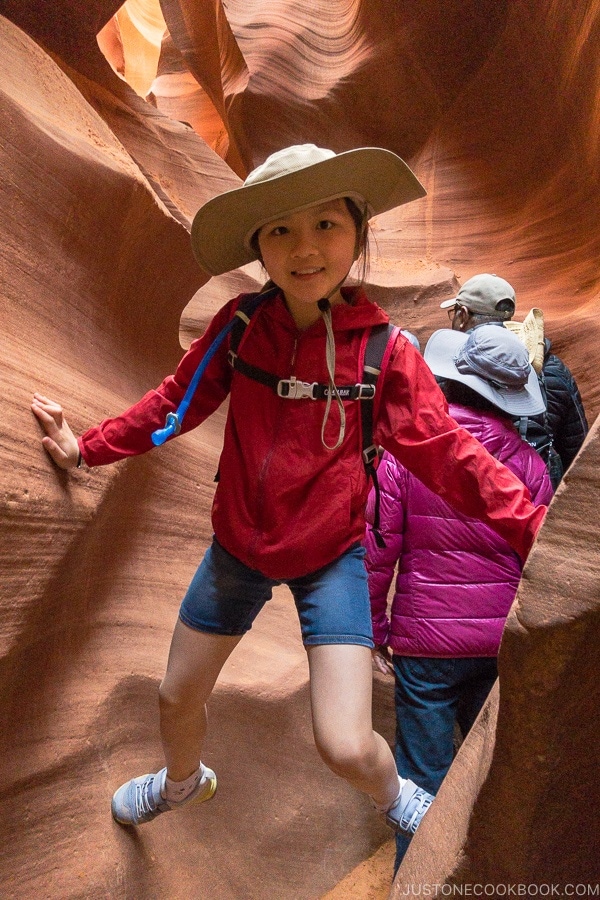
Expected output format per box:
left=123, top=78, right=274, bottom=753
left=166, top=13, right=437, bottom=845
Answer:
left=0, top=2, right=598, bottom=898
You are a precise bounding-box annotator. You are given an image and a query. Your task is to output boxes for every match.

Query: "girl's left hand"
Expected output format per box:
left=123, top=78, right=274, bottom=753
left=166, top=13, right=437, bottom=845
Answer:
left=371, top=645, right=393, bottom=677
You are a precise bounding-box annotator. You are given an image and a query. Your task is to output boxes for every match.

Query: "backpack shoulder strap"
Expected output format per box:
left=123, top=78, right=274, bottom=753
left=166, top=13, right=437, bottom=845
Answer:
left=360, top=322, right=400, bottom=548
left=360, top=322, right=399, bottom=466
left=227, top=285, right=283, bottom=391
left=229, top=285, right=279, bottom=356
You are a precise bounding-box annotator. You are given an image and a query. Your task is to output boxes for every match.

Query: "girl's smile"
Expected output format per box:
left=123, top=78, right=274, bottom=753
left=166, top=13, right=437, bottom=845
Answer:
left=257, top=199, right=359, bottom=328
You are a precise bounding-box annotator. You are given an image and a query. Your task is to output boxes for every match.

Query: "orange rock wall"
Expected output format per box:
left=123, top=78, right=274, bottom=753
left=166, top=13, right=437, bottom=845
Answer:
left=0, top=1, right=598, bottom=897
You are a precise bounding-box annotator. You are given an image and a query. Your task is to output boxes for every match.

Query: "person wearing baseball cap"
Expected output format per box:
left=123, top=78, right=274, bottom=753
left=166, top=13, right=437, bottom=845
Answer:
left=440, top=273, right=516, bottom=332
left=439, top=273, right=588, bottom=487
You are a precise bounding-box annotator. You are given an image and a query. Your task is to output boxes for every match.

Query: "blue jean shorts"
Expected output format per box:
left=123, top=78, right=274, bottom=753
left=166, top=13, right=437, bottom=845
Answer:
left=179, top=537, right=374, bottom=649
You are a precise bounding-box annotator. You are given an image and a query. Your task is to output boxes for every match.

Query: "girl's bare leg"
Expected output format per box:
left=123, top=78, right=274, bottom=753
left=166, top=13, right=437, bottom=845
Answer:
left=158, top=619, right=243, bottom=781
left=307, top=643, right=399, bottom=809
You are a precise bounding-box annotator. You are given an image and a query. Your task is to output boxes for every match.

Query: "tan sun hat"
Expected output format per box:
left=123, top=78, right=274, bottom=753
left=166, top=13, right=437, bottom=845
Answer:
left=504, top=307, right=545, bottom=374
left=191, top=144, right=426, bottom=275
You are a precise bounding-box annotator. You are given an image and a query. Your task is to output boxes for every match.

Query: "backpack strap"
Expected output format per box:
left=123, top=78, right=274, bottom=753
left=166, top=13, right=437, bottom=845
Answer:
left=151, top=284, right=278, bottom=446
left=360, top=322, right=399, bottom=468
left=360, top=322, right=400, bottom=549
left=517, top=416, right=528, bottom=439
left=512, top=369, right=563, bottom=488
left=228, top=297, right=378, bottom=401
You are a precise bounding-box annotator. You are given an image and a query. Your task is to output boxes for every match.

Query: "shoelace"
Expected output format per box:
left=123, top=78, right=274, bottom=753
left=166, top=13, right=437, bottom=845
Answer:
left=319, top=300, right=346, bottom=450
left=135, top=775, right=158, bottom=818
left=398, top=788, right=433, bottom=833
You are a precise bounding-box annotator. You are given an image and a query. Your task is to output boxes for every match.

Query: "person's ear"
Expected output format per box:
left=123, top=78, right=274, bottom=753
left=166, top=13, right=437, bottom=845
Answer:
left=455, top=305, right=471, bottom=331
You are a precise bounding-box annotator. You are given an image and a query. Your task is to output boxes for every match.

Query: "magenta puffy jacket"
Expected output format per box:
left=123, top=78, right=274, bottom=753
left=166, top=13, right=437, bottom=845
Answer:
left=364, top=403, right=554, bottom=657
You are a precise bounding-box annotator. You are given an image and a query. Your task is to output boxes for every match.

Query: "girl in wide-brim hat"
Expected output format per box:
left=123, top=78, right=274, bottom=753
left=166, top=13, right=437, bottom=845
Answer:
left=32, top=144, right=546, bottom=846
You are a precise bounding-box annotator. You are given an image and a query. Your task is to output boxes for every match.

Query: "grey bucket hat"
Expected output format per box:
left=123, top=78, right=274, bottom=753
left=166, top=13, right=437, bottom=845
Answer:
left=424, top=325, right=545, bottom=416
left=191, top=144, right=426, bottom=275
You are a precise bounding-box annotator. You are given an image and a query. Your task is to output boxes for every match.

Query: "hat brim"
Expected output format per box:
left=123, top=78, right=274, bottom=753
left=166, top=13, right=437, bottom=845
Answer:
left=439, top=296, right=460, bottom=309
left=191, top=147, right=426, bottom=275
left=424, top=328, right=546, bottom=417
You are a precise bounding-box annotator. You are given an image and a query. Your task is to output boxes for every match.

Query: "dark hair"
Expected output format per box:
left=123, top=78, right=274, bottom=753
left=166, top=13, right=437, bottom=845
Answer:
left=466, top=300, right=514, bottom=325
left=437, top=377, right=511, bottom=418
left=249, top=196, right=371, bottom=283
left=344, top=197, right=370, bottom=283
left=249, top=228, right=262, bottom=262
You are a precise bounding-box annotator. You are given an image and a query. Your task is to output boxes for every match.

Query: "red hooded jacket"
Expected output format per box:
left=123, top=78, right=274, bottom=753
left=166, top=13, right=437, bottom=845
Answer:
left=79, top=287, right=546, bottom=580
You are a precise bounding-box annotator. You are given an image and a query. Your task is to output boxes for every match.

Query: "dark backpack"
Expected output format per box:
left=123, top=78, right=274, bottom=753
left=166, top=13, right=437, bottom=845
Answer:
left=513, top=370, right=563, bottom=489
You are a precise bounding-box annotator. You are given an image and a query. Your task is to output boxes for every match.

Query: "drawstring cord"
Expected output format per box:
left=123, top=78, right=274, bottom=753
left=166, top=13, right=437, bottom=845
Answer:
left=315, top=207, right=368, bottom=452
left=318, top=297, right=346, bottom=451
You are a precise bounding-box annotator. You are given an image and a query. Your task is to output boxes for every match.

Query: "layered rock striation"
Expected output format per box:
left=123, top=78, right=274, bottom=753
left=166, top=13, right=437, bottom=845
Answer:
left=0, top=2, right=598, bottom=897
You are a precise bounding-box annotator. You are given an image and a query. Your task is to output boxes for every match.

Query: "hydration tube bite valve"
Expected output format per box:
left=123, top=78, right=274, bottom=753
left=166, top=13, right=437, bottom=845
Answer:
left=151, top=412, right=181, bottom=446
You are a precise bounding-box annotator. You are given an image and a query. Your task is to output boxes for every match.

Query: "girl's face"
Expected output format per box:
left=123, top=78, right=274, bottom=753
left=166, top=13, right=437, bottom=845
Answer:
left=257, top=199, right=359, bottom=327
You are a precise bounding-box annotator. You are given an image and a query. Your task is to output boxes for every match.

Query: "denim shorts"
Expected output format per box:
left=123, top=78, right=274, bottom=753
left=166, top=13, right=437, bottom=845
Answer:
left=179, top=537, right=374, bottom=648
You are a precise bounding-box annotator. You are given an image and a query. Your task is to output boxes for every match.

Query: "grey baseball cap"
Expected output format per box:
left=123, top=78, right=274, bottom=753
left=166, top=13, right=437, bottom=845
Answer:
left=440, top=274, right=516, bottom=317
left=424, top=324, right=545, bottom=416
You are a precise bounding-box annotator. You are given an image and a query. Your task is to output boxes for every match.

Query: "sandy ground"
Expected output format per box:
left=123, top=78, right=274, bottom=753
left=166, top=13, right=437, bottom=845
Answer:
left=322, top=840, right=396, bottom=900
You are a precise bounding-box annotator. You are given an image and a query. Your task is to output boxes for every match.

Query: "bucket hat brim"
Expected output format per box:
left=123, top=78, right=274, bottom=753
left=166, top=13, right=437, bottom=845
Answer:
left=424, top=328, right=546, bottom=417
left=191, top=147, right=426, bottom=275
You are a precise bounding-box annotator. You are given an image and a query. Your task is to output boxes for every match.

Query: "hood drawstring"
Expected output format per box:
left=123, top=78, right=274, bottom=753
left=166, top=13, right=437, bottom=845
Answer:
left=317, top=297, right=346, bottom=451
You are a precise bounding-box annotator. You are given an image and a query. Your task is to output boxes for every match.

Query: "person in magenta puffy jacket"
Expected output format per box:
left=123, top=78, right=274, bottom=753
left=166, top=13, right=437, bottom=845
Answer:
left=364, top=324, right=554, bottom=871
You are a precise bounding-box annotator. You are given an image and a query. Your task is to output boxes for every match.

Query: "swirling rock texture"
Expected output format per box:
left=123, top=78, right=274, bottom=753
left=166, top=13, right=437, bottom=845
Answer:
left=0, top=1, right=598, bottom=898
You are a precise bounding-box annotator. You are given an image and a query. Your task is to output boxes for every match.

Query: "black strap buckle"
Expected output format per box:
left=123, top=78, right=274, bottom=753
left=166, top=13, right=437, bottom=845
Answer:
left=362, top=443, right=378, bottom=466
left=355, top=383, right=376, bottom=400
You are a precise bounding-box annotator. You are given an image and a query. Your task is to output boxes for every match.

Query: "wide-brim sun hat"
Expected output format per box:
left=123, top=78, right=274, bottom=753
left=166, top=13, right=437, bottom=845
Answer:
left=504, top=307, right=545, bottom=374
left=191, top=144, right=426, bottom=275
left=424, top=325, right=545, bottom=416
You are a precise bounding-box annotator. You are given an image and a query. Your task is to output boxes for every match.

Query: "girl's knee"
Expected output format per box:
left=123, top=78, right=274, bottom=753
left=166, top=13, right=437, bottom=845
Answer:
left=158, top=678, right=178, bottom=713
left=158, top=675, right=198, bottom=713
left=315, top=732, right=377, bottom=778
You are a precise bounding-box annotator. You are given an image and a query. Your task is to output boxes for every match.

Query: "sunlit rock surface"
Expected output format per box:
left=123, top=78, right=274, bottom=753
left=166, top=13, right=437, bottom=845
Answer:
left=0, top=1, right=598, bottom=897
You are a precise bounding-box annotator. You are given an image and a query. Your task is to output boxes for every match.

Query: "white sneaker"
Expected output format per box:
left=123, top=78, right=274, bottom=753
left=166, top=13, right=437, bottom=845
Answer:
left=385, top=779, right=433, bottom=835
left=111, top=766, right=217, bottom=826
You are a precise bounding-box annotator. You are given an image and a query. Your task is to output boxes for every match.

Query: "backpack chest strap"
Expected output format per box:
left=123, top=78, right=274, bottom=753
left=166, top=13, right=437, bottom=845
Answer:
left=228, top=350, right=376, bottom=401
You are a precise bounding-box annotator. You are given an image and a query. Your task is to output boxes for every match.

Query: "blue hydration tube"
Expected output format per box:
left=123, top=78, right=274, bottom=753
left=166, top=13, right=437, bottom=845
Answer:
left=151, top=316, right=238, bottom=446
left=151, top=283, right=278, bottom=447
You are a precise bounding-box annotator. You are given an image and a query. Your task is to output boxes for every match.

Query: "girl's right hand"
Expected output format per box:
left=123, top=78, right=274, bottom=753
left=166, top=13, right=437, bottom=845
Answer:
left=31, top=393, right=81, bottom=469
